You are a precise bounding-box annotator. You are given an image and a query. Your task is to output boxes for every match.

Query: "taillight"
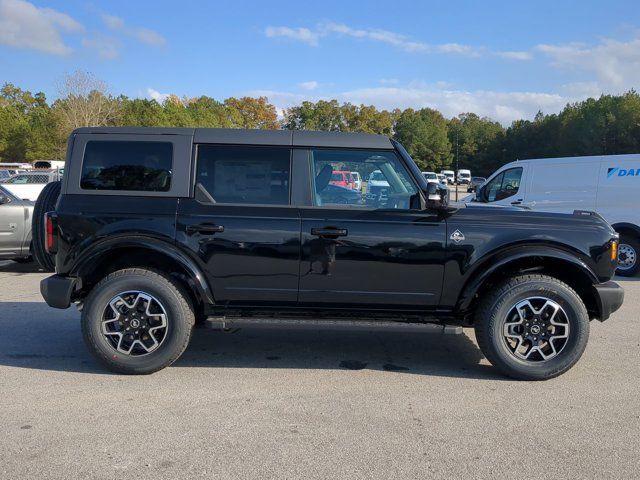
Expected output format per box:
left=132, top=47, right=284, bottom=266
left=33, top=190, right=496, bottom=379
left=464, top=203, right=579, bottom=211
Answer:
left=45, top=212, right=57, bottom=254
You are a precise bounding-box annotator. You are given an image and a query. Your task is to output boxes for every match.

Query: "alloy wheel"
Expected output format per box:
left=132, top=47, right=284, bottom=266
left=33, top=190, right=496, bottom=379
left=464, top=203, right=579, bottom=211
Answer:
left=502, top=297, right=570, bottom=362
left=100, top=291, right=168, bottom=356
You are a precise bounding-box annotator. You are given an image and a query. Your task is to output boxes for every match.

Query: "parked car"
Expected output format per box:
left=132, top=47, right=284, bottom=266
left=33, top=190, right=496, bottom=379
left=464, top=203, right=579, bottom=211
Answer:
left=436, top=173, right=448, bottom=187
left=329, top=170, right=356, bottom=190
left=422, top=171, right=440, bottom=183
left=367, top=169, right=390, bottom=196
left=39, top=127, right=623, bottom=380
left=0, top=185, right=33, bottom=262
left=0, top=170, right=62, bottom=201
left=441, top=170, right=455, bottom=184
left=467, top=176, right=486, bottom=193
left=471, top=154, right=640, bottom=276
left=351, top=171, right=362, bottom=190
left=457, top=169, right=471, bottom=184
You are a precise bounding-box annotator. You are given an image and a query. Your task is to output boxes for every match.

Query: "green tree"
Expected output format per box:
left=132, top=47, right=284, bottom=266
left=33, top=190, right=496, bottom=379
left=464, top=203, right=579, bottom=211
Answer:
left=394, top=108, right=452, bottom=170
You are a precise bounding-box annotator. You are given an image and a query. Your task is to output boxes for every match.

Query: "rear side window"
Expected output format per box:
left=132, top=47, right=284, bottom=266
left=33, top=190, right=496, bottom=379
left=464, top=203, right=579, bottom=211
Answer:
left=196, top=145, right=291, bottom=205
left=81, top=141, right=173, bottom=192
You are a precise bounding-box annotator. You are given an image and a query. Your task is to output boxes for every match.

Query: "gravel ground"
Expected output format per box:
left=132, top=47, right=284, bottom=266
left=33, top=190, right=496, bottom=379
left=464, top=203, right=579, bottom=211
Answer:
left=0, top=260, right=638, bottom=479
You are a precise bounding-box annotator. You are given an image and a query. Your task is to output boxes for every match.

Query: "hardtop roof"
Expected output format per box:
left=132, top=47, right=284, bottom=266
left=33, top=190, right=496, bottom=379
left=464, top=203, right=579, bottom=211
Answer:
left=72, top=127, right=394, bottom=150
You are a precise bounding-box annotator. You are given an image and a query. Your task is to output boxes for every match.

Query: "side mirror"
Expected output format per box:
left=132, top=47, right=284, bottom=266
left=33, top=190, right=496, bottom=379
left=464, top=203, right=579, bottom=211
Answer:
left=474, top=186, right=485, bottom=203
left=425, top=182, right=448, bottom=209
left=0, top=194, right=9, bottom=205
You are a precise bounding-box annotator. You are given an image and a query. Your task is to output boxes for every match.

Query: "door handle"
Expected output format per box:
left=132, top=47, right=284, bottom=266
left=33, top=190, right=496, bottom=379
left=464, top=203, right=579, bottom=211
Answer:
left=311, top=227, right=348, bottom=237
left=511, top=199, right=523, bottom=205
left=186, top=224, right=224, bottom=234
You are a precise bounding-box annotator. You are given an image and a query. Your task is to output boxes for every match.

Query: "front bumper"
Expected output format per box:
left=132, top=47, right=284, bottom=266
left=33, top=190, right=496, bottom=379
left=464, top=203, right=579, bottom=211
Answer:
left=593, top=281, right=624, bottom=321
left=40, top=274, right=76, bottom=309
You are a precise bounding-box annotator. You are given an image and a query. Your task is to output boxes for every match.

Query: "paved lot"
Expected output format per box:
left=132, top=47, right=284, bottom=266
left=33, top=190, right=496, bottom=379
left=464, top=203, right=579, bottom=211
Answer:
left=0, top=261, right=638, bottom=479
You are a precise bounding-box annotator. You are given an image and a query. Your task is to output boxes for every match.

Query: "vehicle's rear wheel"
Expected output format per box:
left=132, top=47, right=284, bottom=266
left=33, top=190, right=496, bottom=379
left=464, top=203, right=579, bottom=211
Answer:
left=81, top=268, right=195, bottom=374
left=616, top=234, right=639, bottom=277
left=32, top=181, right=61, bottom=272
left=474, top=274, right=589, bottom=380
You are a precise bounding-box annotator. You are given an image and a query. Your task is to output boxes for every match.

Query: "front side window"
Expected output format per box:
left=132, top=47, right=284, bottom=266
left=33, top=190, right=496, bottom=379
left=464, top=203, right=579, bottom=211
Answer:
left=81, top=141, right=173, bottom=192
left=196, top=145, right=291, bottom=205
left=311, top=149, right=418, bottom=209
left=484, top=167, right=523, bottom=202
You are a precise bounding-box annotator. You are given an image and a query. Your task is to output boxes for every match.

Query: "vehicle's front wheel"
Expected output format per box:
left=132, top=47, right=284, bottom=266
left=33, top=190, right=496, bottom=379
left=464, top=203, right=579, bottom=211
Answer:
left=474, top=274, right=589, bottom=380
left=616, top=234, right=639, bottom=277
left=81, top=268, right=195, bottom=374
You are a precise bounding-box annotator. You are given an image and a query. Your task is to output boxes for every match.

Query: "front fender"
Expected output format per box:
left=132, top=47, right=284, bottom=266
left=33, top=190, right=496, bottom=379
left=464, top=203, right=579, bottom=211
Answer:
left=71, top=235, right=214, bottom=305
left=455, top=244, right=599, bottom=311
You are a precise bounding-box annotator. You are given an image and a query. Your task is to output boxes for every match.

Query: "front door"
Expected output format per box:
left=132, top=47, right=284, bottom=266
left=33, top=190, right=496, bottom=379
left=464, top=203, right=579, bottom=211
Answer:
left=177, top=145, right=300, bottom=307
left=298, top=148, right=447, bottom=309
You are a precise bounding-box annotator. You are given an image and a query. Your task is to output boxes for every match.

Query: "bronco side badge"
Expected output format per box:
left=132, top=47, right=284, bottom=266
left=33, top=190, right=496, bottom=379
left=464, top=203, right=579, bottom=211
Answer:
left=450, top=229, right=465, bottom=244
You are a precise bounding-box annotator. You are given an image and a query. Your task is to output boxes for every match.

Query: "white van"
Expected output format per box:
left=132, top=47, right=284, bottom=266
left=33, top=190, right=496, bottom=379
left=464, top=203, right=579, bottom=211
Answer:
left=457, top=169, right=471, bottom=184
left=471, top=154, right=640, bottom=276
left=441, top=170, right=455, bottom=184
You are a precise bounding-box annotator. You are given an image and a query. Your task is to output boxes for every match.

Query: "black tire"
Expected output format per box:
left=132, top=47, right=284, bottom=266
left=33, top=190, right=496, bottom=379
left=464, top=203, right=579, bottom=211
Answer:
left=32, top=181, right=61, bottom=272
left=81, top=268, right=195, bottom=374
left=616, top=234, right=640, bottom=277
left=474, top=274, right=589, bottom=381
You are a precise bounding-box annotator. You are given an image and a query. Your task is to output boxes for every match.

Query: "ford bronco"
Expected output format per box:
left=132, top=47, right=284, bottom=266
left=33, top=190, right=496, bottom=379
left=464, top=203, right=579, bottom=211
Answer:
left=38, top=127, right=624, bottom=379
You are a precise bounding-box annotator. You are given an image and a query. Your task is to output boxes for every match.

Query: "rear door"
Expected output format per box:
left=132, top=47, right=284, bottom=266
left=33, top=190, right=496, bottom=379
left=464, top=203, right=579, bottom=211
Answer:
left=298, top=148, right=446, bottom=309
left=177, top=145, right=301, bottom=307
left=0, top=195, right=26, bottom=256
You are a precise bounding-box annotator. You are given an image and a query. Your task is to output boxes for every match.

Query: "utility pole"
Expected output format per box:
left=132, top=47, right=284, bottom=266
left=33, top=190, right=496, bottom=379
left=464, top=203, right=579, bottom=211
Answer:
left=455, top=125, right=459, bottom=201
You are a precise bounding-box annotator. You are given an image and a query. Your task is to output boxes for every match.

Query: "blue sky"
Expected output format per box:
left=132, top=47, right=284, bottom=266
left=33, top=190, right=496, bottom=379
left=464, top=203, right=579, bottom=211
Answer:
left=1, top=0, right=639, bottom=123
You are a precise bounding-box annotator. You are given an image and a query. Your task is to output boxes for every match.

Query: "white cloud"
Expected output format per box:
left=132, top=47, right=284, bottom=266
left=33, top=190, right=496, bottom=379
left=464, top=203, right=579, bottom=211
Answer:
left=537, top=34, right=640, bottom=90
left=495, top=50, right=533, bottom=61
left=265, top=21, right=532, bottom=60
left=81, top=37, right=119, bottom=59
left=102, top=13, right=166, bottom=47
left=299, top=81, right=319, bottom=91
left=247, top=82, right=576, bottom=125
left=146, top=88, right=170, bottom=103
left=0, top=0, right=84, bottom=55
left=265, top=26, right=319, bottom=46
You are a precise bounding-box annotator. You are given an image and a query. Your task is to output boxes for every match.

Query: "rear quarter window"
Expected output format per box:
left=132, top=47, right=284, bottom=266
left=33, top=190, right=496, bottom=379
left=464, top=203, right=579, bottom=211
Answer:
left=80, top=141, right=173, bottom=192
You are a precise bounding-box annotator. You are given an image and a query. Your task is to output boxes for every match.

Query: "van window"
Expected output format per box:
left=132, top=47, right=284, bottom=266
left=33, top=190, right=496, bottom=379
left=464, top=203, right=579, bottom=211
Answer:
left=81, top=141, right=173, bottom=191
left=196, top=145, right=291, bottom=205
left=485, top=167, right=523, bottom=201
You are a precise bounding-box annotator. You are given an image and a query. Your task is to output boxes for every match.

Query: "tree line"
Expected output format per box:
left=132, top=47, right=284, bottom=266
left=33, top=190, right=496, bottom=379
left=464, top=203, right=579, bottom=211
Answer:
left=2, top=72, right=640, bottom=176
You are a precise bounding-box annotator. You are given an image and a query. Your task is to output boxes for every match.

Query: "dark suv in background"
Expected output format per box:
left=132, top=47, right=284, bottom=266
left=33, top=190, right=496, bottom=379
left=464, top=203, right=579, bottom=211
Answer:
left=39, top=127, right=623, bottom=379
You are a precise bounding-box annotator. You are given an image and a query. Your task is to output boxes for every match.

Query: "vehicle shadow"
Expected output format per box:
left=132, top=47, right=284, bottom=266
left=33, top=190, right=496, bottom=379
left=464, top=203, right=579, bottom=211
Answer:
left=0, top=260, right=44, bottom=274
left=0, top=302, right=503, bottom=380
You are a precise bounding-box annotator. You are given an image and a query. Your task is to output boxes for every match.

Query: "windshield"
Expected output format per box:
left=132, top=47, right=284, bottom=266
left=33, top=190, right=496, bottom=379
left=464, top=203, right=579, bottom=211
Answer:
left=370, top=172, right=385, bottom=181
left=423, top=173, right=437, bottom=180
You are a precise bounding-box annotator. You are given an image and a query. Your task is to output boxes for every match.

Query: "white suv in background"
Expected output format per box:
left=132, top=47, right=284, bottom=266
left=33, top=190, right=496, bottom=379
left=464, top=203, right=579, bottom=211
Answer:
left=422, top=171, right=439, bottom=183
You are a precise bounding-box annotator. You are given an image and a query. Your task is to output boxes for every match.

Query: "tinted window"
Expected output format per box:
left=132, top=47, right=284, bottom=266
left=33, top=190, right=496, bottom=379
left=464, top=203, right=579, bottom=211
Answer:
left=311, top=149, right=418, bottom=209
left=81, top=141, right=173, bottom=191
left=196, top=146, right=290, bottom=205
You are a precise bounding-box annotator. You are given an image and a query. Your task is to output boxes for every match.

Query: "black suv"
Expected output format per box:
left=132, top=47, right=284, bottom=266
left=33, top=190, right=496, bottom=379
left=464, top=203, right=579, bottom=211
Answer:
left=39, top=127, right=624, bottom=379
